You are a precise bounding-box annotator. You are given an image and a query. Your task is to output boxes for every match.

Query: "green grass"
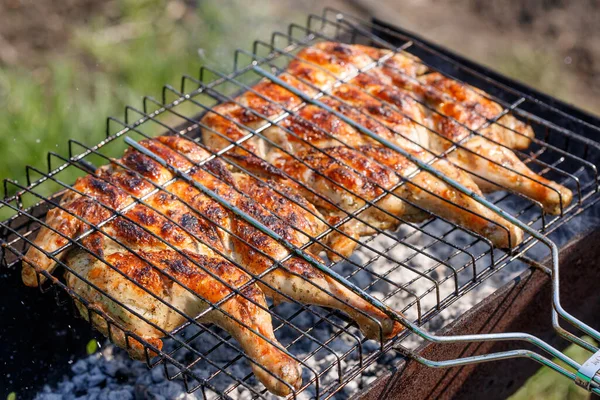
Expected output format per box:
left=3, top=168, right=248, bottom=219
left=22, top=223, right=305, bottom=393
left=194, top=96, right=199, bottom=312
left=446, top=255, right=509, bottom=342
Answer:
left=509, top=337, right=597, bottom=400
left=0, top=1, right=202, bottom=205
left=0, top=0, right=302, bottom=219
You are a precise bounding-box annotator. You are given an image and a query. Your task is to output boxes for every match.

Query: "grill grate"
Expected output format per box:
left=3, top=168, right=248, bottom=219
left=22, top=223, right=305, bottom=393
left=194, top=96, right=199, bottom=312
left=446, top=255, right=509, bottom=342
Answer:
left=2, top=8, right=600, bottom=399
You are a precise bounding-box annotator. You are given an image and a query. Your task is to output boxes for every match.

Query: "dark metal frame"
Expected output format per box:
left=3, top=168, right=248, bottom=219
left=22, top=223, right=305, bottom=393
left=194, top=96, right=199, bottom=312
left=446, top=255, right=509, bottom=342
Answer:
left=1, top=8, right=600, bottom=399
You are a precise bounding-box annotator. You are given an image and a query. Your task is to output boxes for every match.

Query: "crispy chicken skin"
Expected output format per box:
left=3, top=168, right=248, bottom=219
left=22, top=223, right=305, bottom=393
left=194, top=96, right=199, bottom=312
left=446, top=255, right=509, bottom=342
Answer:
left=416, top=74, right=572, bottom=215
left=417, top=73, right=534, bottom=150
left=67, top=244, right=301, bottom=396
left=22, top=177, right=129, bottom=287
left=271, top=145, right=522, bottom=251
left=161, top=138, right=403, bottom=340
left=328, top=42, right=532, bottom=150
left=23, top=135, right=407, bottom=394
left=24, top=136, right=303, bottom=396
left=200, top=44, right=524, bottom=249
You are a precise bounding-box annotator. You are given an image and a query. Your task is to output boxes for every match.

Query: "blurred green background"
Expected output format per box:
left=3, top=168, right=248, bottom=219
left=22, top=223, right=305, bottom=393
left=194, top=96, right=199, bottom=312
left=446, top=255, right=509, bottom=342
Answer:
left=0, top=0, right=598, bottom=398
left=0, top=0, right=306, bottom=199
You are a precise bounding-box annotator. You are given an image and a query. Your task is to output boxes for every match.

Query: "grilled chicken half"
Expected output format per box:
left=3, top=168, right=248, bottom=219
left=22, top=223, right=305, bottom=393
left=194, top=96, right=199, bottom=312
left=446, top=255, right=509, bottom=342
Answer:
left=201, top=44, right=524, bottom=251
left=164, top=138, right=404, bottom=341
left=23, top=136, right=302, bottom=396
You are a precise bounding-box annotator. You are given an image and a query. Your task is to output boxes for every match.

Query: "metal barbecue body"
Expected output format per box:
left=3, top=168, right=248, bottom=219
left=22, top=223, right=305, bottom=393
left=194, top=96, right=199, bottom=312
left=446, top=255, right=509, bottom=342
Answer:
left=1, top=8, right=600, bottom=399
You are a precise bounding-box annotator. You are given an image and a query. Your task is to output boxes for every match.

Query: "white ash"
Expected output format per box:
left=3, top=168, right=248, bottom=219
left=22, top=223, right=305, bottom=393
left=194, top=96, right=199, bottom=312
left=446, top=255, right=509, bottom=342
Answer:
left=35, top=187, right=600, bottom=400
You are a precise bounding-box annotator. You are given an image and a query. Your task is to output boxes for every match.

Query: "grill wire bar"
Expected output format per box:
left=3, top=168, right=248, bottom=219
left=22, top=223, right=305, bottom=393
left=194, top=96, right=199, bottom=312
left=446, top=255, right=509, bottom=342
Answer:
left=1, top=7, right=600, bottom=398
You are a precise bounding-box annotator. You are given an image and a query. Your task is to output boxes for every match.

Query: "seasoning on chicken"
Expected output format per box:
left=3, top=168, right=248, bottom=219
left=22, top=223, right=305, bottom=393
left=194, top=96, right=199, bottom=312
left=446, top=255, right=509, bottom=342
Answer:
left=23, top=136, right=303, bottom=396
left=201, top=44, right=525, bottom=249
left=22, top=135, right=406, bottom=395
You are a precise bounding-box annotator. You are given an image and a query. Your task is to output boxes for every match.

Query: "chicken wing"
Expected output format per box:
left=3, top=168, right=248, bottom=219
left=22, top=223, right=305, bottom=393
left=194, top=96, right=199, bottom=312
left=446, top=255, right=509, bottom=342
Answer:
left=417, top=72, right=534, bottom=150
left=335, top=43, right=533, bottom=150
left=417, top=73, right=572, bottom=214
left=270, top=144, right=522, bottom=250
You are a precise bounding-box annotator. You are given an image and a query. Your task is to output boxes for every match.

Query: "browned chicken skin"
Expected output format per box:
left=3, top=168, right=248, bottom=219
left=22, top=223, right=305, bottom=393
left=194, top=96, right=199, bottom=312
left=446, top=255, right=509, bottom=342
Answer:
left=162, top=137, right=403, bottom=341
left=416, top=73, right=572, bottom=214
left=230, top=173, right=402, bottom=340
left=23, top=136, right=303, bottom=396
left=311, top=43, right=571, bottom=215
left=201, top=43, right=524, bottom=250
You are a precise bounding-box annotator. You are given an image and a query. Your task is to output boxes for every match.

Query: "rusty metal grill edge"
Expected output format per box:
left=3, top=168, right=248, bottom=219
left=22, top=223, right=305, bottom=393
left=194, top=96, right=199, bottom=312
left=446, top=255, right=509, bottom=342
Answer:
left=1, top=8, right=600, bottom=399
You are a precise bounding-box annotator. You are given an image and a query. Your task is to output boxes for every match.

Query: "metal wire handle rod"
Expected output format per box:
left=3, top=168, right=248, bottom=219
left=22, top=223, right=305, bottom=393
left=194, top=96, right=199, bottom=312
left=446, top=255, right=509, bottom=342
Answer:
left=139, top=94, right=596, bottom=390
left=124, top=135, right=600, bottom=393
left=2, top=7, right=596, bottom=390
left=253, top=66, right=600, bottom=390
left=219, top=45, right=598, bottom=310
left=10, top=35, right=596, bottom=390
left=224, top=39, right=595, bottom=349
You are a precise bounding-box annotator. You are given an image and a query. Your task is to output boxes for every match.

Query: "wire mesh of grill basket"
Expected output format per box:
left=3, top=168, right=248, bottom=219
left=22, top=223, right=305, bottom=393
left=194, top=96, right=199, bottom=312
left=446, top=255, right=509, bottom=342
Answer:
left=2, top=8, right=600, bottom=399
